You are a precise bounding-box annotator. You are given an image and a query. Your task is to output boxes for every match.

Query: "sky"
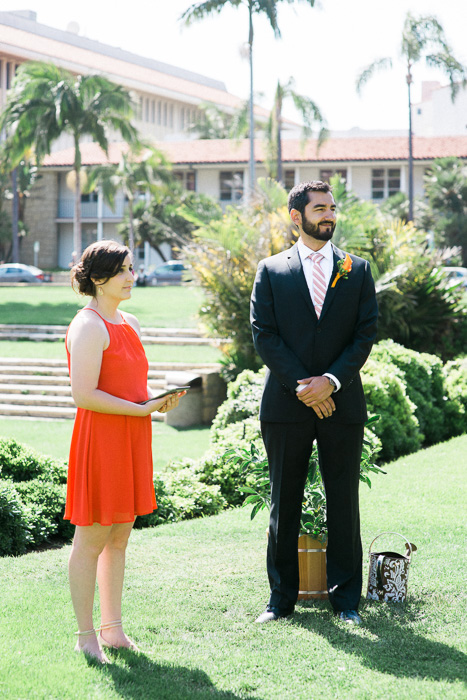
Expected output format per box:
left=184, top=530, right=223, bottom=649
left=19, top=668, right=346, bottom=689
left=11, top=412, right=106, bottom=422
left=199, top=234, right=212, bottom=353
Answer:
left=4, top=0, right=466, bottom=132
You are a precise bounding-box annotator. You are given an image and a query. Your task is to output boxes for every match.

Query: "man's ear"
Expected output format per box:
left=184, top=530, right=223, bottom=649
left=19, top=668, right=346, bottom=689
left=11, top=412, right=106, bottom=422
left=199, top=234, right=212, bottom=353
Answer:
left=290, top=208, right=302, bottom=228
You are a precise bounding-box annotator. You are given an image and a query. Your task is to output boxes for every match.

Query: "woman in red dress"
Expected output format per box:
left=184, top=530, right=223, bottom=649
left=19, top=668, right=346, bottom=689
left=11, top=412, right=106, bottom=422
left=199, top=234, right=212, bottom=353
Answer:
left=66, top=240, right=185, bottom=663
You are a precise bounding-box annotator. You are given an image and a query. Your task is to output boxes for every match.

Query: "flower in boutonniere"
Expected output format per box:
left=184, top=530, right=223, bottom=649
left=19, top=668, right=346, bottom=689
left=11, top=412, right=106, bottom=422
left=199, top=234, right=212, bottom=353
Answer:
left=331, top=254, right=352, bottom=288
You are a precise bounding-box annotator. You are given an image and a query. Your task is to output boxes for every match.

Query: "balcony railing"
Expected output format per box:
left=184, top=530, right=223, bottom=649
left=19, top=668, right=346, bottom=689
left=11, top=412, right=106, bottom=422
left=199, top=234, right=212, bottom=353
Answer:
left=57, top=198, right=127, bottom=219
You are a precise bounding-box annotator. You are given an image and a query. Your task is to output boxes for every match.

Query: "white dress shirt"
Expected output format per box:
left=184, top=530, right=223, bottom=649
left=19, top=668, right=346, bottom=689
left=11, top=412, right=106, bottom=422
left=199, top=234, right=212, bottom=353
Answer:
left=296, top=238, right=341, bottom=392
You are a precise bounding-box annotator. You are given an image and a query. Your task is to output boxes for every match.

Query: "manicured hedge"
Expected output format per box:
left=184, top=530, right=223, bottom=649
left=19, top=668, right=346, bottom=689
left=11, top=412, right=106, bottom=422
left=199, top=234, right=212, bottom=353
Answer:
left=2, top=341, right=465, bottom=556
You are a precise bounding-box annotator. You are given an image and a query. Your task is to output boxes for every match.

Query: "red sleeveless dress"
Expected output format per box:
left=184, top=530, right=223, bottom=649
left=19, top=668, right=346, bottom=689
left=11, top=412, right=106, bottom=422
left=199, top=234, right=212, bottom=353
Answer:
left=64, top=308, right=157, bottom=526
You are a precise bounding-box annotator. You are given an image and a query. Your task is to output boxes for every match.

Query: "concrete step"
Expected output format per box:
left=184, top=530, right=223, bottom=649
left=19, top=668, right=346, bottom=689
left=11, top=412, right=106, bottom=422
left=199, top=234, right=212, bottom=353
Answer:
left=0, top=393, right=75, bottom=407
left=0, top=374, right=71, bottom=386
left=0, top=324, right=221, bottom=346
left=0, top=403, right=164, bottom=421
left=0, top=355, right=220, bottom=422
left=0, top=365, right=69, bottom=376
left=0, top=383, right=72, bottom=396
left=0, top=403, right=78, bottom=419
left=0, top=357, right=220, bottom=371
left=0, top=324, right=204, bottom=337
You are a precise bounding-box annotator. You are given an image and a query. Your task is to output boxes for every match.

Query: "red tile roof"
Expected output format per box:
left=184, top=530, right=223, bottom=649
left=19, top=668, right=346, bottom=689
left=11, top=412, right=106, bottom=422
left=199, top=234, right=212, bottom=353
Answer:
left=43, top=136, right=467, bottom=168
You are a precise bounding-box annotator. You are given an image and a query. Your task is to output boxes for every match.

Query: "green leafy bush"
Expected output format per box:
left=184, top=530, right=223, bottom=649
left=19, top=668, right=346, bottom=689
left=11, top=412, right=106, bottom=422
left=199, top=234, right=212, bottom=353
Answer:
left=14, top=479, right=73, bottom=546
left=134, top=474, right=180, bottom=529
left=0, top=438, right=67, bottom=484
left=443, top=359, right=467, bottom=435
left=0, top=480, right=30, bottom=556
left=161, top=463, right=226, bottom=520
left=135, top=467, right=226, bottom=529
left=362, top=358, right=422, bottom=461
left=371, top=340, right=448, bottom=446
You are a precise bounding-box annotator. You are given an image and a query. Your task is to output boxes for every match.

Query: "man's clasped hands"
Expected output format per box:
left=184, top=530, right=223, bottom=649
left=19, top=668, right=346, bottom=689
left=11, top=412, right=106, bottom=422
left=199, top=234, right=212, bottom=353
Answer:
left=296, top=376, right=336, bottom=419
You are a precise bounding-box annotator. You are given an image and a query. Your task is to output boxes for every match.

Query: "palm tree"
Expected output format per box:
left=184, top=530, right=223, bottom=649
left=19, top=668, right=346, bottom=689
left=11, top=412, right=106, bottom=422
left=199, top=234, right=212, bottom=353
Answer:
left=0, top=61, right=138, bottom=261
left=188, top=101, right=250, bottom=140
left=180, top=0, right=317, bottom=194
left=265, top=77, right=327, bottom=183
left=86, top=145, right=172, bottom=253
left=356, top=13, right=466, bottom=222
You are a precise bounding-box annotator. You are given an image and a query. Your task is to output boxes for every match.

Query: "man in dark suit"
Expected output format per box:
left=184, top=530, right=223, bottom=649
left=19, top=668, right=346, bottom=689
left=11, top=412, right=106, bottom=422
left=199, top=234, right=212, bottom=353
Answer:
left=250, top=180, right=378, bottom=625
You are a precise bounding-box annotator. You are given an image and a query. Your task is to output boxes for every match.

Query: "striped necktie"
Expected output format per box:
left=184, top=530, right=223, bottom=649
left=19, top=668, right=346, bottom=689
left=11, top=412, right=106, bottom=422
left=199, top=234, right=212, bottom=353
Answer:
left=309, top=252, right=326, bottom=318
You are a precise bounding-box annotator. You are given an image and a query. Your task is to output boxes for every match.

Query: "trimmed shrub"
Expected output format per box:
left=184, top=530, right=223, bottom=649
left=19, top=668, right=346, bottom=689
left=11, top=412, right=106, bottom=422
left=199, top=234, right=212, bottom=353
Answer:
left=362, top=357, right=422, bottom=461
left=134, top=474, right=180, bottom=529
left=161, top=463, right=226, bottom=520
left=443, top=359, right=467, bottom=436
left=0, top=438, right=67, bottom=484
left=0, top=480, right=30, bottom=556
left=199, top=417, right=264, bottom=506
left=211, top=369, right=265, bottom=437
left=135, top=468, right=226, bottom=529
left=14, top=479, right=73, bottom=546
left=371, top=340, right=448, bottom=446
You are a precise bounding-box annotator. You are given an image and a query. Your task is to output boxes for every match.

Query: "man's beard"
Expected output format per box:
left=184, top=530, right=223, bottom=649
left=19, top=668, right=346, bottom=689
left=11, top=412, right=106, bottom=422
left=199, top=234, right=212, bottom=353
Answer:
left=302, top=217, right=336, bottom=242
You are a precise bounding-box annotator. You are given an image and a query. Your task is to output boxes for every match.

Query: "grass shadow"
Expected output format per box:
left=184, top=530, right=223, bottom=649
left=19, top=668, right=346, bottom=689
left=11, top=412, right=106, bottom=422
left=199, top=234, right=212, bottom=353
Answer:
left=102, top=647, right=262, bottom=700
left=293, top=600, right=467, bottom=684
left=0, top=300, right=81, bottom=325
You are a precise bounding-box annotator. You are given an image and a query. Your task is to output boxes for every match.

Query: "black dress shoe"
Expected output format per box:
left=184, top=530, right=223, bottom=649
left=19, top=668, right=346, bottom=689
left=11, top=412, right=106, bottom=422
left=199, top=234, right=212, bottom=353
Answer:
left=336, top=610, right=362, bottom=625
left=255, top=606, right=294, bottom=623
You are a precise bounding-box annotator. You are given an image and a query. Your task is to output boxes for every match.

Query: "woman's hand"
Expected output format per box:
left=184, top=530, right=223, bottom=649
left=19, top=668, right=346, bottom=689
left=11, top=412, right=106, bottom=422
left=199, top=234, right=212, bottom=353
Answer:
left=140, top=391, right=186, bottom=415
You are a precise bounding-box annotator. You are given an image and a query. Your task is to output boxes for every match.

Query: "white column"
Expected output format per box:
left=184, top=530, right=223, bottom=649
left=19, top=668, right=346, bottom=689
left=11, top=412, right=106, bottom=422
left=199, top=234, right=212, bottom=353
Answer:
left=400, top=166, right=407, bottom=195
left=346, top=165, right=353, bottom=192
left=97, top=186, right=103, bottom=240
left=0, top=59, right=7, bottom=110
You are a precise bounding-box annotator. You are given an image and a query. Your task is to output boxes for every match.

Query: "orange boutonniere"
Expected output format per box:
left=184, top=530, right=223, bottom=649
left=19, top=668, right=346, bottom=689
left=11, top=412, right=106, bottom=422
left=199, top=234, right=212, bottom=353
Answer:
left=331, top=254, right=352, bottom=288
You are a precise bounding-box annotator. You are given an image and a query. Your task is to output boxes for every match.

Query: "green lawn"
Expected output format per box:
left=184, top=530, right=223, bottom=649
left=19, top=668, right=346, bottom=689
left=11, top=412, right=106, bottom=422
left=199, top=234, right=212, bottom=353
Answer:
left=0, top=340, right=222, bottom=363
left=0, top=418, right=211, bottom=471
left=0, top=435, right=465, bottom=699
left=0, top=285, right=206, bottom=327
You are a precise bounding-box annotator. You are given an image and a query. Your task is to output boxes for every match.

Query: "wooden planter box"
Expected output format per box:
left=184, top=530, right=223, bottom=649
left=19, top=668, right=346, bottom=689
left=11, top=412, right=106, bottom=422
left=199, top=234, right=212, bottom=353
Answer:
left=298, top=534, right=328, bottom=600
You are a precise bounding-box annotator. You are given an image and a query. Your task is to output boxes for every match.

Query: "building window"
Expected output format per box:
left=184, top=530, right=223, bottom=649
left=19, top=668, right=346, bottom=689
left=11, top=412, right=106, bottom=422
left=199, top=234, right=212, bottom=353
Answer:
left=220, top=171, right=244, bottom=201
left=284, top=169, right=295, bottom=190
left=319, top=168, right=347, bottom=184
left=151, top=100, right=155, bottom=123
left=180, top=107, right=185, bottom=130
left=157, top=101, right=161, bottom=125
left=163, top=102, right=168, bottom=127
left=372, top=168, right=401, bottom=199
left=174, top=171, right=196, bottom=192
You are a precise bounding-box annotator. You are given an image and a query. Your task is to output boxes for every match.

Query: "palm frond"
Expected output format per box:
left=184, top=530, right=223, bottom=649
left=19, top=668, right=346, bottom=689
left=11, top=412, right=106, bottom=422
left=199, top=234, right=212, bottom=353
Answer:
left=356, top=58, right=392, bottom=93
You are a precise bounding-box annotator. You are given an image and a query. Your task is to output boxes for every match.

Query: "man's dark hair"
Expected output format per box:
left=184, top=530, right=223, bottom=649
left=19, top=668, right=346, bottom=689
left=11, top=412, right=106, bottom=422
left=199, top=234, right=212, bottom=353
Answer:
left=287, top=181, right=332, bottom=214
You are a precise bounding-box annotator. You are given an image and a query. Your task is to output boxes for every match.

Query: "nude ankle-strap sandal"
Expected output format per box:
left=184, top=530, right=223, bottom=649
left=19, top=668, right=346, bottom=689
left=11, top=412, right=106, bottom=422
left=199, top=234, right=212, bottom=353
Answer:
left=98, top=619, right=139, bottom=651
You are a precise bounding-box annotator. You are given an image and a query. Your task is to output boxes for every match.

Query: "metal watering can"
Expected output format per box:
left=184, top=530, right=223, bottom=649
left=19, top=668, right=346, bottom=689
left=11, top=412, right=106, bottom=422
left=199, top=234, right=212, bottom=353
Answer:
left=366, top=532, right=417, bottom=603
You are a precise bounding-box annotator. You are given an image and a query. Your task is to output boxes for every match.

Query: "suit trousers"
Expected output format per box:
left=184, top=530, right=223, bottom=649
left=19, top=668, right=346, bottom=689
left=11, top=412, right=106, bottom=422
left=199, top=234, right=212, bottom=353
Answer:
left=261, top=416, right=364, bottom=613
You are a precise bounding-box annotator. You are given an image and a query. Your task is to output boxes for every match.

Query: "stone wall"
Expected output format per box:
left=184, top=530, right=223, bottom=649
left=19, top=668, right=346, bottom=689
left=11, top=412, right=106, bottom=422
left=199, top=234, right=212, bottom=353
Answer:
left=22, top=171, right=58, bottom=269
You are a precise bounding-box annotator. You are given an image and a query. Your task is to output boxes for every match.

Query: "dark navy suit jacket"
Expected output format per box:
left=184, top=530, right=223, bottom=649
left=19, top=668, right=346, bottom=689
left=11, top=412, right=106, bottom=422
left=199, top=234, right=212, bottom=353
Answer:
left=250, top=242, right=378, bottom=424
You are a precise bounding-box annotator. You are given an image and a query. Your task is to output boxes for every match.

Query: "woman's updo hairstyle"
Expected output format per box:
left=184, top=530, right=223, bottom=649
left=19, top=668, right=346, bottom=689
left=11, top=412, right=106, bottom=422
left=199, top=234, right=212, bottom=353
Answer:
left=71, top=240, right=131, bottom=296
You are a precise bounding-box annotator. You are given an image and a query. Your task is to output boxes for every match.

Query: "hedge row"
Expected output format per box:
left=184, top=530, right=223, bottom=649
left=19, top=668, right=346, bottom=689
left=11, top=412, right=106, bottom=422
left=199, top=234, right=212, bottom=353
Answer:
left=0, top=440, right=73, bottom=556
left=2, top=341, right=465, bottom=556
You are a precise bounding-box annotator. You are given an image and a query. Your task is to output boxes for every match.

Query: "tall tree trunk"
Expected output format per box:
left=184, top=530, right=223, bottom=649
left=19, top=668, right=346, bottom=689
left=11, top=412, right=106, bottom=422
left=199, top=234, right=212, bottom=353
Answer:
left=248, top=1, right=255, bottom=196
left=407, top=66, right=414, bottom=222
left=73, top=137, right=82, bottom=264
left=276, top=88, right=283, bottom=185
left=128, top=198, right=135, bottom=253
left=11, top=168, right=19, bottom=264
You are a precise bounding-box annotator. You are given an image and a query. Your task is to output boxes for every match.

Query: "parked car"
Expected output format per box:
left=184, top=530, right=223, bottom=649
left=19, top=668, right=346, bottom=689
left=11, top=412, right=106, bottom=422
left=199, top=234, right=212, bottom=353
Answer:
left=145, top=261, right=190, bottom=286
left=442, top=266, right=467, bottom=289
left=0, top=263, right=51, bottom=283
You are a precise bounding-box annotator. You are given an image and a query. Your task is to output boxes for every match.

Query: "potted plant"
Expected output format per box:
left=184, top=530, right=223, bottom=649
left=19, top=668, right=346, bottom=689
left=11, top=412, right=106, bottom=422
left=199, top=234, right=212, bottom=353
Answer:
left=225, top=415, right=384, bottom=600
